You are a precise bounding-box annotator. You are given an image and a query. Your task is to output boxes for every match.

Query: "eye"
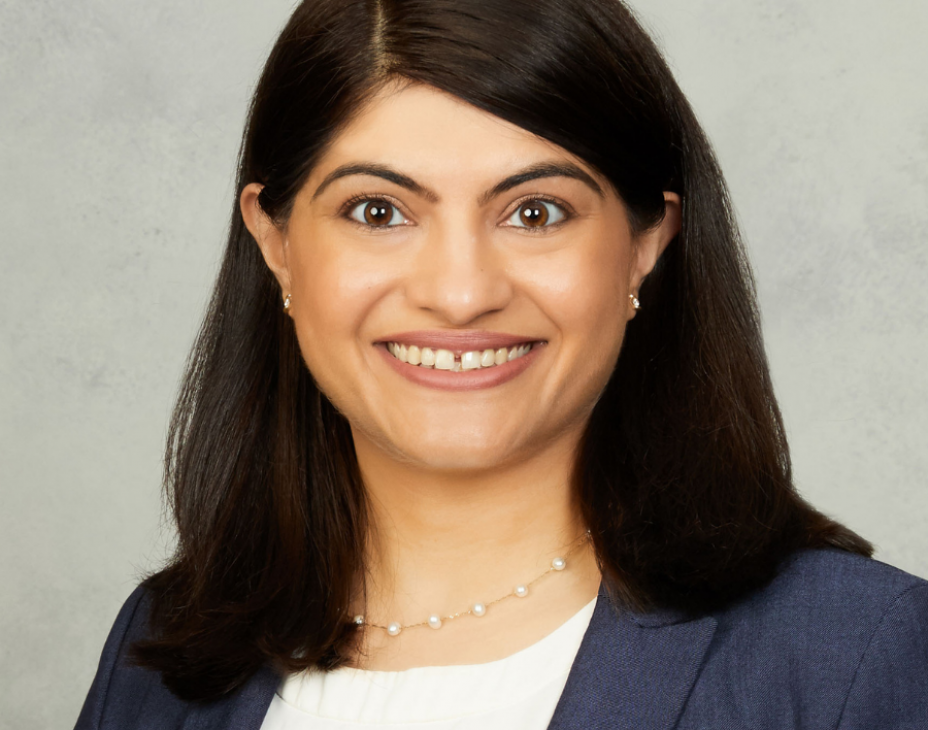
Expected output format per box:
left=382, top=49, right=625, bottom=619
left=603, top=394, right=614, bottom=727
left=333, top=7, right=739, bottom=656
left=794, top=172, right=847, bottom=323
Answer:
left=506, top=199, right=568, bottom=230
left=346, top=198, right=408, bottom=228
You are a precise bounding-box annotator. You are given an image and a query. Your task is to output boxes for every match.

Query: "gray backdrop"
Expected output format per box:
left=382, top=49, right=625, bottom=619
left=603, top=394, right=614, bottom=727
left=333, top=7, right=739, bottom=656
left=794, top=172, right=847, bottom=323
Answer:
left=1, top=1, right=926, bottom=727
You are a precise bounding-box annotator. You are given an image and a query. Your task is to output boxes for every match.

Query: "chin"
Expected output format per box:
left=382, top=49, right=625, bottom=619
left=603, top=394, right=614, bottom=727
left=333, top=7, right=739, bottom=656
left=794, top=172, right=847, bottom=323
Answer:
left=390, top=427, right=529, bottom=473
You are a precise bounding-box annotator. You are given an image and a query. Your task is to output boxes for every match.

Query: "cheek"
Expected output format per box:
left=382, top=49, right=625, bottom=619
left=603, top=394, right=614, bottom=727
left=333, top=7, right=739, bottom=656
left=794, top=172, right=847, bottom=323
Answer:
left=534, top=235, right=631, bottom=357
left=285, top=234, right=389, bottom=380
left=520, top=232, right=632, bottom=431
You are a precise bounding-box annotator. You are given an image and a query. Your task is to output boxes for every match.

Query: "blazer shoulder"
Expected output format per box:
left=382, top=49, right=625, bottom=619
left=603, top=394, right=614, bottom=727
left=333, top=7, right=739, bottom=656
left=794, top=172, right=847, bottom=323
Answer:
left=75, top=585, right=152, bottom=729
left=74, top=584, right=280, bottom=730
left=681, top=550, right=928, bottom=727
left=836, top=578, right=928, bottom=728
left=716, top=548, right=928, bottom=641
left=768, top=548, right=927, bottom=616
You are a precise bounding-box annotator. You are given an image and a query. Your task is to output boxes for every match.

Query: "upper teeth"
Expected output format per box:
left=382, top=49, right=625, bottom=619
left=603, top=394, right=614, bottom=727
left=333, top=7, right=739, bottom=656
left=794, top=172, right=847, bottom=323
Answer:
left=386, top=343, right=534, bottom=370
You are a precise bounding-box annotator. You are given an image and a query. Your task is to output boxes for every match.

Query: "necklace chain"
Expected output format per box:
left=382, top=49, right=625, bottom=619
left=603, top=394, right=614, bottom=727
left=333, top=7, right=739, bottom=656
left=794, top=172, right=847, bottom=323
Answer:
left=354, top=530, right=592, bottom=637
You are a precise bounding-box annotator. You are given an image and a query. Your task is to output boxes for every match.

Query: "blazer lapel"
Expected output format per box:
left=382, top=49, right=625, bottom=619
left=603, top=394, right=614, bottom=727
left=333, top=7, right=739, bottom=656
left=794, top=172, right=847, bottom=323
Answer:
left=179, top=665, right=279, bottom=730
left=547, top=584, right=717, bottom=730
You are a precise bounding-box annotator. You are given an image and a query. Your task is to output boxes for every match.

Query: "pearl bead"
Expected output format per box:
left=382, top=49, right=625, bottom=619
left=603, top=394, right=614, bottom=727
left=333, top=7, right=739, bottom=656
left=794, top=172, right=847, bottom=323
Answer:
left=353, top=615, right=364, bottom=625
left=472, top=602, right=486, bottom=617
left=387, top=622, right=402, bottom=636
left=552, top=557, right=566, bottom=571
left=428, top=614, right=442, bottom=630
left=514, top=584, right=528, bottom=598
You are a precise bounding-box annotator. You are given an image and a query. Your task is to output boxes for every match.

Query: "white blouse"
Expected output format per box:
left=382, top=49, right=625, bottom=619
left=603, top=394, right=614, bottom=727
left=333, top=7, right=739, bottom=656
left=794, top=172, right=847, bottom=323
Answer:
left=260, top=596, right=598, bottom=729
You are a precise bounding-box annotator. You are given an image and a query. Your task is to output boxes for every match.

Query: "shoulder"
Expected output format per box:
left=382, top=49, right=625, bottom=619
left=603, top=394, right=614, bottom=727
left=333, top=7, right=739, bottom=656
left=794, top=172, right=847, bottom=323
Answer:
left=771, top=547, right=926, bottom=601
left=75, top=585, right=177, bottom=729
left=685, top=549, right=928, bottom=728
left=76, top=584, right=280, bottom=729
left=746, top=547, right=928, bottom=625
left=715, top=547, right=928, bottom=659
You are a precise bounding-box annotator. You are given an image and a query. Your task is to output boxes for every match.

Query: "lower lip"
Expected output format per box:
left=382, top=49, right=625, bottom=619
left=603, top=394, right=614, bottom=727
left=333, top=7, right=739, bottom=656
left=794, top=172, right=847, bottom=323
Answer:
left=375, top=343, right=544, bottom=391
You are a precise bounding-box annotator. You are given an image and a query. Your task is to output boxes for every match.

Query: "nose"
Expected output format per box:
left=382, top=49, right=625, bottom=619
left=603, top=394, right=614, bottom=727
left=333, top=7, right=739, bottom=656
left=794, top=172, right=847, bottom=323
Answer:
left=404, top=218, right=513, bottom=325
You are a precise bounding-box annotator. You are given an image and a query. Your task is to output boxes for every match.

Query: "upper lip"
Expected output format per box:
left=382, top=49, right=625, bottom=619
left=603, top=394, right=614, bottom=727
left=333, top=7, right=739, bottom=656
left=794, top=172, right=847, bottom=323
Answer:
left=376, top=330, right=543, bottom=354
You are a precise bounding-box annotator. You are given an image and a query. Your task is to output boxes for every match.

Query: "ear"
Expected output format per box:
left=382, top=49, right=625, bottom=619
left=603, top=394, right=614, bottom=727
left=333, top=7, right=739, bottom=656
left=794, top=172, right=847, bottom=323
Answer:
left=628, top=191, right=681, bottom=301
left=240, top=182, right=291, bottom=296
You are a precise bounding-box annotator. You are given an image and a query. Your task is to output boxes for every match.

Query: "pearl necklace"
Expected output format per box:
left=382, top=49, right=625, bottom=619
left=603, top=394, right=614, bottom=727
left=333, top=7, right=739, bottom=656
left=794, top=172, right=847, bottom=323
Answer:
left=353, top=531, right=591, bottom=637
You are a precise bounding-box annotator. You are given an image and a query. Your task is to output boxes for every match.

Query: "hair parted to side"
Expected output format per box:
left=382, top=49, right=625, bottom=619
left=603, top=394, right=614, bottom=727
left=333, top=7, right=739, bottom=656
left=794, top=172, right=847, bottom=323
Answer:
left=132, top=0, right=872, bottom=701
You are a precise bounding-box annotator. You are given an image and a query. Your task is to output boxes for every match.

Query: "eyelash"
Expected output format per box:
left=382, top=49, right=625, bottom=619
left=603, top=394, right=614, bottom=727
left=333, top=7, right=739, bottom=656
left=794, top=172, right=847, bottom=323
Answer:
left=339, top=193, right=574, bottom=233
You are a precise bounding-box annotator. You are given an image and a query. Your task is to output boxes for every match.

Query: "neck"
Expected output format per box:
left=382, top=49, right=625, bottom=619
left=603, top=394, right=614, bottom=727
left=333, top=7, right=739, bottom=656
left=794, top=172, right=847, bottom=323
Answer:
left=350, top=426, right=596, bottom=623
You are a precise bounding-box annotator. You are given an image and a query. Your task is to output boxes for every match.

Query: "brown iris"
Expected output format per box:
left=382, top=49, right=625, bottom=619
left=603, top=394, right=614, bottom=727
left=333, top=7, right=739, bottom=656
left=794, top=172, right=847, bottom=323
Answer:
left=363, top=201, right=393, bottom=226
left=519, top=202, right=549, bottom=227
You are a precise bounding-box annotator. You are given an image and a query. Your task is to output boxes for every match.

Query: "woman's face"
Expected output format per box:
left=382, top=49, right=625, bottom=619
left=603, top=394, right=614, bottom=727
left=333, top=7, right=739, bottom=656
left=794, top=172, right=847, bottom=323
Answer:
left=244, top=82, right=678, bottom=471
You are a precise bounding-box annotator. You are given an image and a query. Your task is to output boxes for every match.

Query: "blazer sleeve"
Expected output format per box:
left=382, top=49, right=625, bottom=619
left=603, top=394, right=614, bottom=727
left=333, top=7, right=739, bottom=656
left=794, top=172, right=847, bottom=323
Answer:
left=74, top=585, right=149, bottom=730
left=837, top=583, right=928, bottom=730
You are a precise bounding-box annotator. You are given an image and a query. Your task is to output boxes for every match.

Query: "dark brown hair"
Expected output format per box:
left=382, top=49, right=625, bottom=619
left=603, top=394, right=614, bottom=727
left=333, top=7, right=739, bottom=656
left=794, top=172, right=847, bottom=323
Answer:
left=133, top=0, right=872, bottom=701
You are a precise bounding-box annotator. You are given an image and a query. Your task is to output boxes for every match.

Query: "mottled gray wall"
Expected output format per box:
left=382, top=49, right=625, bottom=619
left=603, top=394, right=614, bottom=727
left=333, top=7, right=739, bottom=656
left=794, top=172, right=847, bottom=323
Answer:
left=0, top=1, right=925, bottom=727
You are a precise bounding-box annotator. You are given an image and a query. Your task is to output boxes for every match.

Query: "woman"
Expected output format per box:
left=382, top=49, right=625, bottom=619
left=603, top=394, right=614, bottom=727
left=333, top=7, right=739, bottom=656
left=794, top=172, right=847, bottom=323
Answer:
left=76, top=0, right=928, bottom=728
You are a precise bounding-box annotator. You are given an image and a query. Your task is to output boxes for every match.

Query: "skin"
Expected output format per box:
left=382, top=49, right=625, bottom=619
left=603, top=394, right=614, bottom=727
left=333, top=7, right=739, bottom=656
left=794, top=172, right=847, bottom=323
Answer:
left=241, top=81, right=680, bottom=670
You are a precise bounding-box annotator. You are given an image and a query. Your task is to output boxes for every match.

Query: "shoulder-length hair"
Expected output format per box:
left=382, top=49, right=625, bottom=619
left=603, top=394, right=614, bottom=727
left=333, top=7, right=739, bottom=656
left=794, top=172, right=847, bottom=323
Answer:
left=133, top=0, right=871, bottom=700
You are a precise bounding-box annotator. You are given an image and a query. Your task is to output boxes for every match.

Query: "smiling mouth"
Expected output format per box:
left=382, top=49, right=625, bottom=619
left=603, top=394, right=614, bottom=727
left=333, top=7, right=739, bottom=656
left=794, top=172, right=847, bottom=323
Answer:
left=386, top=342, right=538, bottom=371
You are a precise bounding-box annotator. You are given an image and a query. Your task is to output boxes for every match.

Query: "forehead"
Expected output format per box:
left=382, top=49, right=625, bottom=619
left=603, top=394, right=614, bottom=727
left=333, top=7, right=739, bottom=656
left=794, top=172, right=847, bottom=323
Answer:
left=308, top=81, right=604, bottom=189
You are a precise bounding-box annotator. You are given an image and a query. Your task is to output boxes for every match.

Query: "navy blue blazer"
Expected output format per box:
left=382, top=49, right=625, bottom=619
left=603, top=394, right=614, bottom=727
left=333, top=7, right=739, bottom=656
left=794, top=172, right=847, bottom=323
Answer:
left=76, top=549, right=928, bottom=729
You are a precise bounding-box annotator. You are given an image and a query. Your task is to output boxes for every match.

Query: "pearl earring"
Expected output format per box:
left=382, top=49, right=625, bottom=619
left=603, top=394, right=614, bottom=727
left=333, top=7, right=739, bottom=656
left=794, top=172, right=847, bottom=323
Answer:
left=283, top=294, right=292, bottom=311
left=629, top=294, right=641, bottom=310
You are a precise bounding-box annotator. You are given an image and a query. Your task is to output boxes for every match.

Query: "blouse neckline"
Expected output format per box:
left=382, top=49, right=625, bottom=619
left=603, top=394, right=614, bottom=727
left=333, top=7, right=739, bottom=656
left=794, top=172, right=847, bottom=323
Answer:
left=274, top=595, right=599, bottom=723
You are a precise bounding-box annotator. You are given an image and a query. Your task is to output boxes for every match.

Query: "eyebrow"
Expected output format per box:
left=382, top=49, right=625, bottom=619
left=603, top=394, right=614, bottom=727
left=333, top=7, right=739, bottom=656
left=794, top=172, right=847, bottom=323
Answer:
left=309, top=161, right=605, bottom=204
